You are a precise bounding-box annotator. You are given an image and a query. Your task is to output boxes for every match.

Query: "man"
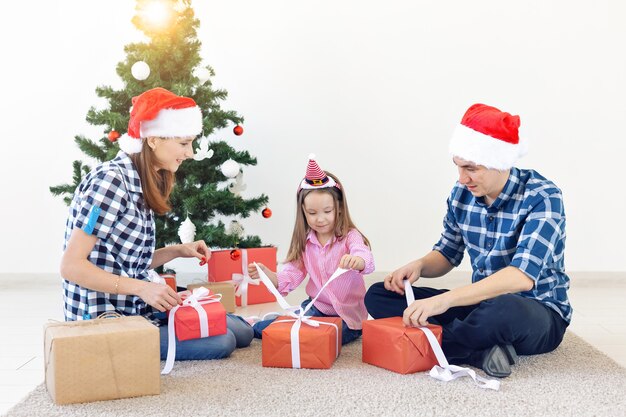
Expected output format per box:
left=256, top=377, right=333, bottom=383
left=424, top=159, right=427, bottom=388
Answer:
left=365, top=103, right=571, bottom=378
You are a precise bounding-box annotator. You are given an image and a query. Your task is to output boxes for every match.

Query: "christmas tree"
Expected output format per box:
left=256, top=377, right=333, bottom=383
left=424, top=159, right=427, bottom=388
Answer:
left=50, top=0, right=269, bottom=250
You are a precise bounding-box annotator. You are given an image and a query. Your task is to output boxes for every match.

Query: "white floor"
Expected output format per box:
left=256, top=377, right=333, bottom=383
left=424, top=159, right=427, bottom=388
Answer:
left=1, top=271, right=625, bottom=415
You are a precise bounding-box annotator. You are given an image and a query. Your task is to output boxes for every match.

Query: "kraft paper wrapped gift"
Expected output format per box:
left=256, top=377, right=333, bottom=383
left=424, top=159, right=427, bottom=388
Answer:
left=262, top=315, right=342, bottom=369
left=44, top=315, right=160, bottom=405
left=362, top=317, right=443, bottom=374
left=207, top=248, right=277, bottom=306
left=187, top=281, right=236, bottom=313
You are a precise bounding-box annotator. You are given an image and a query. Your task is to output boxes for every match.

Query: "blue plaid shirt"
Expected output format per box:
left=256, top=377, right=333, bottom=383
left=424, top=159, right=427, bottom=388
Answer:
left=433, top=168, right=572, bottom=323
left=62, top=152, right=156, bottom=321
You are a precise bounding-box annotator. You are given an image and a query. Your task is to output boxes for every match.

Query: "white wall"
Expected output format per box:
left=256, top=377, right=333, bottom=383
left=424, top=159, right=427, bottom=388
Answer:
left=1, top=0, right=625, bottom=273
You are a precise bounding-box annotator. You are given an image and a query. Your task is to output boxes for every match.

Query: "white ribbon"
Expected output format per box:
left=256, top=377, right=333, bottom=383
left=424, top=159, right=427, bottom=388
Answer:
left=162, top=287, right=222, bottom=375
left=255, top=263, right=349, bottom=368
left=231, top=249, right=262, bottom=307
left=403, top=280, right=500, bottom=390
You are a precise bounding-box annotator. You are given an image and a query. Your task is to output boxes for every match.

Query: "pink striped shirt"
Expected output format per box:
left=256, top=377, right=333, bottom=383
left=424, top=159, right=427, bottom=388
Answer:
left=277, top=228, right=375, bottom=330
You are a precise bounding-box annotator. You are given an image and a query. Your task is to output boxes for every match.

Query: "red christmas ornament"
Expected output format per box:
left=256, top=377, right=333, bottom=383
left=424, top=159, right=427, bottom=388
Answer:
left=262, top=207, right=272, bottom=218
left=233, top=125, right=244, bottom=136
left=108, top=130, right=120, bottom=142
left=230, top=249, right=241, bottom=261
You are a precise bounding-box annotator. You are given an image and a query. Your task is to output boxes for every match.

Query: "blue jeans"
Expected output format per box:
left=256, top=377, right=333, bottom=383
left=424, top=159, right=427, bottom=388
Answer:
left=159, top=314, right=253, bottom=361
left=252, top=298, right=362, bottom=345
left=364, top=282, right=569, bottom=368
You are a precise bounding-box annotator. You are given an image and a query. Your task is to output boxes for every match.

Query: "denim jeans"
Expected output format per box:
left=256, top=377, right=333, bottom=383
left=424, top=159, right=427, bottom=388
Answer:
left=364, top=282, right=569, bottom=368
left=159, top=314, right=253, bottom=361
left=252, top=298, right=362, bottom=345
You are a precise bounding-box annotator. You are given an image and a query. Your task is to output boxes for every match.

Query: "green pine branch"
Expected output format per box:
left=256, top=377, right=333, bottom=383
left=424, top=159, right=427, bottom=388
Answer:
left=51, top=0, right=269, bottom=251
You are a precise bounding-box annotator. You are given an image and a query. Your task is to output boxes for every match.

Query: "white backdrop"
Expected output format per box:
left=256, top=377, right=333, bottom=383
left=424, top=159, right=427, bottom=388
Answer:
left=1, top=0, right=625, bottom=273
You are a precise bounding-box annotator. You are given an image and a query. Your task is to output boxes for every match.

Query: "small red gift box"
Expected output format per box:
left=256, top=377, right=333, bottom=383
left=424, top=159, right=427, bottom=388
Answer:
left=172, top=291, right=227, bottom=342
left=162, top=288, right=228, bottom=374
left=362, top=317, right=443, bottom=374
left=207, top=247, right=277, bottom=306
left=262, top=316, right=342, bottom=369
left=160, top=273, right=177, bottom=292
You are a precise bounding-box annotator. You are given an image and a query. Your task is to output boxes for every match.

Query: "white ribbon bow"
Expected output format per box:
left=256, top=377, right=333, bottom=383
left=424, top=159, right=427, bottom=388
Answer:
left=255, top=263, right=349, bottom=368
left=403, top=280, right=500, bottom=390
left=162, top=287, right=222, bottom=375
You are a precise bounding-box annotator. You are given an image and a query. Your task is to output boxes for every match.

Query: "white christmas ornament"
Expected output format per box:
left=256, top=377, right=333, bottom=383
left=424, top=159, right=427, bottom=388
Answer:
left=227, top=220, right=244, bottom=238
left=178, top=216, right=196, bottom=244
left=228, top=172, right=247, bottom=196
left=131, top=61, right=150, bottom=81
left=193, top=67, right=211, bottom=84
left=221, top=159, right=240, bottom=178
left=193, top=137, right=214, bottom=161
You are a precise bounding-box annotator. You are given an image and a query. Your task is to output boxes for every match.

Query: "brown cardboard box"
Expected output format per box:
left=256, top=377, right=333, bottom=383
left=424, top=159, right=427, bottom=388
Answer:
left=187, top=282, right=236, bottom=313
left=44, top=315, right=160, bottom=405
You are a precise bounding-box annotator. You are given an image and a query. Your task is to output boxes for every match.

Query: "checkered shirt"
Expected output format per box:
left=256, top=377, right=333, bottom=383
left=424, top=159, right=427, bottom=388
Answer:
left=433, top=167, right=572, bottom=323
left=62, top=152, right=156, bottom=321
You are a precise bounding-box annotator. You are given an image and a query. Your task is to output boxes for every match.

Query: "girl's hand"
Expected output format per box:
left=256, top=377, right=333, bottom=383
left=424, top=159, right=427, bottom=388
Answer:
left=248, top=263, right=278, bottom=286
left=339, top=255, right=365, bottom=271
left=178, top=240, right=211, bottom=264
left=138, top=281, right=182, bottom=313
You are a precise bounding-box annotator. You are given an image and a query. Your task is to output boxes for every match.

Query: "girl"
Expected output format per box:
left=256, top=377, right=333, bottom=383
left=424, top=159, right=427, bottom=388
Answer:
left=248, top=155, right=375, bottom=345
left=60, top=87, right=252, bottom=362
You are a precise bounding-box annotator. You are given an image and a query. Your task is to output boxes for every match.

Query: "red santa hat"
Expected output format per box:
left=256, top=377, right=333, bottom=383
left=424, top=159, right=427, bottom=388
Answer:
left=449, top=103, right=528, bottom=170
left=118, top=87, right=203, bottom=154
left=298, top=154, right=340, bottom=192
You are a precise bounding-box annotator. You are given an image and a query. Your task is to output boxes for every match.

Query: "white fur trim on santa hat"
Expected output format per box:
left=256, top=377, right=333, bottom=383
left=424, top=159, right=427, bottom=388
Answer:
left=449, top=124, right=527, bottom=171
left=118, top=133, right=144, bottom=154
left=140, top=106, right=203, bottom=139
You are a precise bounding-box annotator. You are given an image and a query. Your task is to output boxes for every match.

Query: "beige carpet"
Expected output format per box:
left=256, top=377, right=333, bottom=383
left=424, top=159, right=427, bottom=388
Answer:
left=5, top=332, right=626, bottom=417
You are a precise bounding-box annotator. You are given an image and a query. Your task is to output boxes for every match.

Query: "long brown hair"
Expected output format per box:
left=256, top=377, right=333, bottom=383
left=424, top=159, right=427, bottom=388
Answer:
left=129, top=140, right=175, bottom=215
left=285, top=171, right=370, bottom=264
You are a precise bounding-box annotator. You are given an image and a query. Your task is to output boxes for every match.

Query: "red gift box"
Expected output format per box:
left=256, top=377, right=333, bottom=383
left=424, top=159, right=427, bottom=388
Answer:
left=162, top=288, right=228, bottom=374
left=262, top=316, right=342, bottom=369
left=207, top=247, right=277, bottom=306
left=172, top=291, right=227, bottom=342
left=160, top=273, right=177, bottom=292
left=362, top=317, right=443, bottom=374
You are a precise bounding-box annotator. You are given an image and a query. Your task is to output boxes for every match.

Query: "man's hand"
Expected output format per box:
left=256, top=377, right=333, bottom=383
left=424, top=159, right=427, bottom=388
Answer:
left=402, top=294, right=450, bottom=327
left=339, top=255, right=365, bottom=271
left=384, top=260, right=422, bottom=295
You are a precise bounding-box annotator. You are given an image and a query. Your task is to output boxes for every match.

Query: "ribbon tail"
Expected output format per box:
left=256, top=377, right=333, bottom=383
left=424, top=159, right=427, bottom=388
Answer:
left=161, top=306, right=179, bottom=375
left=405, top=281, right=500, bottom=390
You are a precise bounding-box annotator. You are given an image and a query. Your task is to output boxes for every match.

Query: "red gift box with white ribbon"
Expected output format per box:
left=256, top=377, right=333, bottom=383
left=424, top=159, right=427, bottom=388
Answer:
left=161, top=287, right=227, bottom=374
left=254, top=264, right=348, bottom=369
left=207, top=248, right=277, bottom=307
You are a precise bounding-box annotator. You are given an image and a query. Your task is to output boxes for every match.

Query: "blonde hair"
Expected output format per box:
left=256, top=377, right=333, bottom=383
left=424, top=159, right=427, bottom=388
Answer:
left=285, top=171, right=370, bottom=264
left=129, top=140, right=175, bottom=215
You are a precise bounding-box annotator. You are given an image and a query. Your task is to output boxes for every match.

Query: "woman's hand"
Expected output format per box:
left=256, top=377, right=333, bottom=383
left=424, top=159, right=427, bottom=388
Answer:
left=339, top=255, right=365, bottom=271
left=138, top=281, right=183, bottom=312
left=177, top=240, right=211, bottom=264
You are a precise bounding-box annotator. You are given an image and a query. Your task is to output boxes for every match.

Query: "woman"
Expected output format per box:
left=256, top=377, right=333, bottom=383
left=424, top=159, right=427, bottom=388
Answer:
left=60, top=87, right=253, bottom=361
